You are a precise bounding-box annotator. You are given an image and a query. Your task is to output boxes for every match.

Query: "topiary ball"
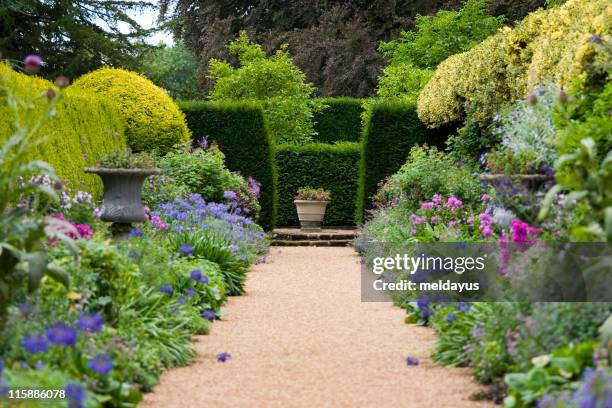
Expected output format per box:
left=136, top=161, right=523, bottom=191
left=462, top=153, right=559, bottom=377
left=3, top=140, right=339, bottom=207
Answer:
left=71, top=68, right=191, bottom=153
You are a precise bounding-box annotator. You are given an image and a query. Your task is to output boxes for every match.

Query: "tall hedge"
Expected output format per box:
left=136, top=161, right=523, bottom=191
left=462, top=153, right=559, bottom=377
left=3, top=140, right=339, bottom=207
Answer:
left=356, top=100, right=441, bottom=223
left=276, top=142, right=361, bottom=226
left=0, top=63, right=126, bottom=198
left=313, top=98, right=364, bottom=143
left=178, top=100, right=277, bottom=229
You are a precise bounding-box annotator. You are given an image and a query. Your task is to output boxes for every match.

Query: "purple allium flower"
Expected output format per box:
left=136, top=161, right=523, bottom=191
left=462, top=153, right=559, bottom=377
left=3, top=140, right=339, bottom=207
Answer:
left=64, top=383, right=85, bottom=408
left=128, top=227, right=144, bottom=238
left=46, top=323, right=77, bottom=347
left=87, top=354, right=113, bottom=375
left=202, top=310, right=216, bottom=322
left=160, top=284, right=173, bottom=295
left=405, top=356, right=419, bottom=366
left=185, top=287, right=196, bottom=296
left=446, top=314, right=458, bottom=323
left=178, top=243, right=194, bottom=256
left=223, top=190, right=237, bottom=201
left=216, top=352, right=231, bottom=362
left=76, top=313, right=104, bottom=333
left=24, top=55, right=43, bottom=73
left=22, top=333, right=50, bottom=353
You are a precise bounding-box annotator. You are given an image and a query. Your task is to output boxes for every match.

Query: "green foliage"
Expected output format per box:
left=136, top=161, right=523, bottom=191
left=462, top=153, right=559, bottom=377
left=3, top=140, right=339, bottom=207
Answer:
left=98, top=149, right=157, bottom=169
left=71, top=68, right=191, bottom=154
left=140, top=43, right=201, bottom=100
left=418, top=0, right=610, bottom=128
left=312, top=98, right=364, bottom=143
left=208, top=32, right=319, bottom=144
left=374, top=146, right=483, bottom=211
left=178, top=100, right=277, bottom=229
left=0, top=63, right=127, bottom=197
left=377, top=0, right=503, bottom=100
left=276, top=142, right=361, bottom=226
left=142, top=175, right=189, bottom=210
left=295, top=187, right=331, bottom=201
left=356, top=100, right=439, bottom=223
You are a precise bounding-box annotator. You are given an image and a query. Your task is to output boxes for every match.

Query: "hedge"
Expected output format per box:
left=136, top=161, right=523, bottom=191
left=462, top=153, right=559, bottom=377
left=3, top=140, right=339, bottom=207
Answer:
left=72, top=68, right=191, bottom=154
left=356, top=100, right=442, bottom=223
left=276, top=142, right=361, bottom=226
left=178, top=100, right=277, bottom=229
left=313, top=98, right=364, bottom=143
left=0, top=63, right=126, bottom=198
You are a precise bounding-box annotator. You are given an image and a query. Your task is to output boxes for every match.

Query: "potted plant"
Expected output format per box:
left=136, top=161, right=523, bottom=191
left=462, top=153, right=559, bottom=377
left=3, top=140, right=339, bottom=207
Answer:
left=86, top=150, right=160, bottom=234
left=294, top=187, right=331, bottom=231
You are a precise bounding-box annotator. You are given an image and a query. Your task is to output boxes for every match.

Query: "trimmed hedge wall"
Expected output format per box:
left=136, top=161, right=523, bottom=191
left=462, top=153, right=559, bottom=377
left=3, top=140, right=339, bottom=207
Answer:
left=178, top=100, right=277, bottom=229
left=356, top=100, right=441, bottom=223
left=313, top=98, right=364, bottom=143
left=276, top=142, right=361, bottom=226
left=0, top=63, right=126, bottom=198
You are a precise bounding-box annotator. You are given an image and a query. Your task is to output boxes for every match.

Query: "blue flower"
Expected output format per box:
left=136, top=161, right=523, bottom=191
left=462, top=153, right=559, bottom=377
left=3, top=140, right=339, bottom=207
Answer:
left=445, top=314, right=458, bottom=323
left=216, top=352, right=231, bottom=362
left=185, top=287, right=196, bottom=297
left=405, top=356, right=419, bottom=366
left=223, top=190, right=237, bottom=201
left=22, top=333, right=50, bottom=353
left=0, top=359, right=3, bottom=377
left=35, top=361, right=45, bottom=370
left=46, top=323, right=77, bottom=347
left=178, top=243, right=194, bottom=256
left=177, top=297, right=186, bottom=305
left=202, top=310, right=216, bottom=322
left=589, top=34, right=603, bottom=44
left=128, top=227, right=144, bottom=238
left=87, top=354, right=114, bottom=375
left=64, top=383, right=84, bottom=408
left=76, top=313, right=104, bottom=333
left=419, top=308, right=433, bottom=319
left=457, top=302, right=472, bottom=312
left=160, top=284, right=173, bottom=295
left=228, top=245, right=240, bottom=253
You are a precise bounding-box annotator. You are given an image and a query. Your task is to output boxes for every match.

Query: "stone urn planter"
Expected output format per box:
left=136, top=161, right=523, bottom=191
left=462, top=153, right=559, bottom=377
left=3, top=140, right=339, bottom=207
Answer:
left=85, top=167, right=160, bottom=235
left=294, top=187, right=331, bottom=232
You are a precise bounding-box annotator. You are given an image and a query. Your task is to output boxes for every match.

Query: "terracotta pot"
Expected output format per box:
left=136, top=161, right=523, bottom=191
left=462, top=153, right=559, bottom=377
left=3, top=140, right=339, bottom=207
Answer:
left=294, top=200, right=329, bottom=231
left=85, top=168, right=160, bottom=223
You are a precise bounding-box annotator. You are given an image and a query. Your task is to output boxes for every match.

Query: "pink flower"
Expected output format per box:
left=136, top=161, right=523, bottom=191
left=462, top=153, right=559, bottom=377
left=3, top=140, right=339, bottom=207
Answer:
left=449, top=220, right=458, bottom=227
left=143, top=206, right=150, bottom=221
left=481, top=226, right=493, bottom=238
left=24, top=55, right=43, bottom=73
left=466, top=216, right=474, bottom=225
left=151, top=215, right=169, bottom=230
left=431, top=194, right=443, bottom=206
left=411, top=229, right=417, bottom=235
left=481, top=194, right=491, bottom=202
left=446, top=196, right=464, bottom=210
left=421, top=202, right=433, bottom=211
left=430, top=216, right=438, bottom=224
left=410, top=214, right=425, bottom=226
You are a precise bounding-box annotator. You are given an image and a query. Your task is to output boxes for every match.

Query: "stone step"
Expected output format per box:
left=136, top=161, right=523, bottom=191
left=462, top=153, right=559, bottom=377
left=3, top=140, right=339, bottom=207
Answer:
left=271, top=227, right=358, bottom=242
left=272, top=239, right=354, bottom=247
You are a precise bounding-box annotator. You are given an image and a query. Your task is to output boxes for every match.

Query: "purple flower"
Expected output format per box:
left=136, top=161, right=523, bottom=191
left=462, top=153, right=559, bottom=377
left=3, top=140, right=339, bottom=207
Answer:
left=223, top=190, right=237, bottom=201
left=216, top=352, right=231, bottom=362
left=198, top=136, right=209, bottom=150
left=160, top=284, right=173, bottom=295
left=589, top=35, right=603, bottom=44
left=202, top=310, right=216, bottom=322
left=0, top=359, right=3, bottom=377
left=419, top=308, right=433, bottom=319
left=481, top=194, right=491, bottom=202
left=22, top=333, right=49, bottom=353
left=431, top=194, right=443, bottom=205
left=178, top=297, right=186, bottom=304
left=76, top=313, right=104, bottom=333
left=185, top=287, right=196, bottom=296
left=24, top=55, right=43, bottom=73
left=446, top=196, right=464, bottom=210
left=46, top=323, right=77, bottom=347
left=87, top=354, right=113, bottom=375
left=405, top=356, right=419, bottom=366
left=410, top=214, right=425, bottom=226
left=421, top=202, right=433, bottom=211
left=178, top=243, right=194, bottom=256
left=430, top=216, right=439, bottom=224
left=190, top=269, right=209, bottom=284
left=64, top=383, right=85, bottom=408
left=128, top=227, right=144, bottom=238
left=228, top=245, right=240, bottom=253
left=247, top=176, right=261, bottom=198
left=35, top=361, right=45, bottom=370
left=457, top=302, right=472, bottom=312
left=445, top=314, right=458, bottom=323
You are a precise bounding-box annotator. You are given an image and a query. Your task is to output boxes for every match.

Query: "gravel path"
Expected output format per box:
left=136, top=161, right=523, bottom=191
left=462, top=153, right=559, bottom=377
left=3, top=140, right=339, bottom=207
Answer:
left=142, top=247, right=485, bottom=408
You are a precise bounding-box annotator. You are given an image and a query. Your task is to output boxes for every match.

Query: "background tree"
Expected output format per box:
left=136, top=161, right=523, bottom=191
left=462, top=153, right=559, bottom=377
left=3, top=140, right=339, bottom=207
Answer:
left=0, top=0, right=154, bottom=79
left=159, top=0, right=545, bottom=97
left=140, top=43, right=200, bottom=100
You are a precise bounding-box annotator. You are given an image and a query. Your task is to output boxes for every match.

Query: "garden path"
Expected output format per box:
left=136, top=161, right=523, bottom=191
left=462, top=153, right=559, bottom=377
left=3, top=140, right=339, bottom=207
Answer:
left=142, top=247, right=485, bottom=408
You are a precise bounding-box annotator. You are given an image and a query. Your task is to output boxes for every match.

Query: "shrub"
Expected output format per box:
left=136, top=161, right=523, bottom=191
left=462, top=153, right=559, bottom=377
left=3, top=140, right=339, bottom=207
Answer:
left=295, top=187, right=331, bottom=201
left=418, top=0, right=610, bottom=128
left=208, top=32, right=319, bottom=145
left=312, top=98, right=364, bottom=143
left=71, top=67, right=191, bottom=153
left=276, top=142, right=361, bottom=226
left=178, top=100, right=277, bottom=229
left=356, top=100, right=440, bottom=223
left=0, top=63, right=126, bottom=197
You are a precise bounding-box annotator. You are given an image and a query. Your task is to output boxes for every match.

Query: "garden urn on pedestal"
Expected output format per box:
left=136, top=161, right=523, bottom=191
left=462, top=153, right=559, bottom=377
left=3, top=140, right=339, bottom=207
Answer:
left=85, top=167, right=160, bottom=236
left=294, top=187, right=331, bottom=232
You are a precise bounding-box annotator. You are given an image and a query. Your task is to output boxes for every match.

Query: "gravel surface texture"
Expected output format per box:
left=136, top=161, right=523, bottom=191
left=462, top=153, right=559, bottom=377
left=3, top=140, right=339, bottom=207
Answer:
left=142, top=247, right=486, bottom=408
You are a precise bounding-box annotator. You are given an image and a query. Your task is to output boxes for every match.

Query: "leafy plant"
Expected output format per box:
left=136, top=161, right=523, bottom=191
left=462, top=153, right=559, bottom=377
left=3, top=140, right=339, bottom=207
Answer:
left=295, top=187, right=331, bottom=201
left=97, top=149, right=157, bottom=169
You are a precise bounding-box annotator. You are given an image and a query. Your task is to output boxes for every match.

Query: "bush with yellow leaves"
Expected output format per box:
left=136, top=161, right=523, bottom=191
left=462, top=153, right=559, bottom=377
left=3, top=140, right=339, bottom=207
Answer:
left=72, top=68, right=191, bottom=153
left=418, top=0, right=611, bottom=128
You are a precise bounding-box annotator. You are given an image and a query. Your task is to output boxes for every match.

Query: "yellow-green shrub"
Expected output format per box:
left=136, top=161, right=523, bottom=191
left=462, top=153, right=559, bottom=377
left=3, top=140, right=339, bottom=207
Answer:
left=0, top=63, right=126, bottom=197
left=71, top=68, right=191, bottom=153
left=418, top=0, right=611, bottom=127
